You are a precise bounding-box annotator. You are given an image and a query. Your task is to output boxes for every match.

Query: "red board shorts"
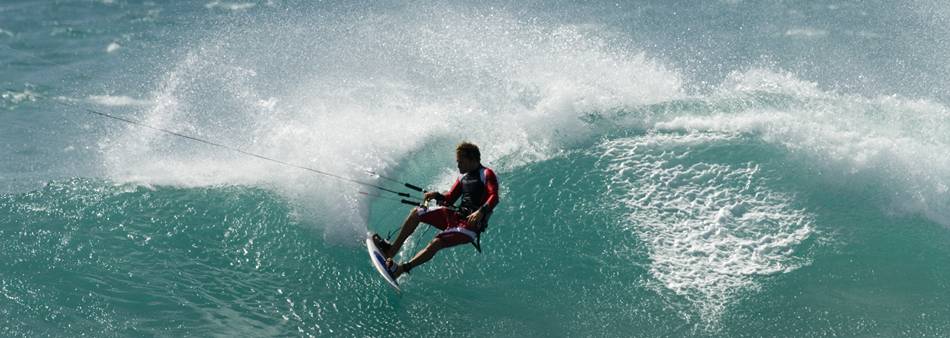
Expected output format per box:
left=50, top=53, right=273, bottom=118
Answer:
left=415, top=206, right=480, bottom=248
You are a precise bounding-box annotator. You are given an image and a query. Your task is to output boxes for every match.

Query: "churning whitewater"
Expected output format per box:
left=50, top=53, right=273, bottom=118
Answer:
left=3, top=1, right=950, bottom=336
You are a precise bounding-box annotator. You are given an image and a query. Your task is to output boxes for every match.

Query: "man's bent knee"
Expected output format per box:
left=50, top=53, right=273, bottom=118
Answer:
left=427, top=238, right=447, bottom=250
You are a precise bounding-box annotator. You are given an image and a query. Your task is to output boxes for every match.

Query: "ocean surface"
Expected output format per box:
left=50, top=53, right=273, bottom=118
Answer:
left=3, top=1, right=950, bottom=336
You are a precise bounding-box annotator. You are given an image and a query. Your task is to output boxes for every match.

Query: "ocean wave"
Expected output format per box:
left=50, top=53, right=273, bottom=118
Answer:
left=100, top=4, right=683, bottom=238
left=651, top=69, right=950, bottom=228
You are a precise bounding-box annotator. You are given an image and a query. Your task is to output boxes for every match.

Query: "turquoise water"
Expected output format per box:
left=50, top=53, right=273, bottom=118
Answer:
left=3, top=1, right=950, bottom=336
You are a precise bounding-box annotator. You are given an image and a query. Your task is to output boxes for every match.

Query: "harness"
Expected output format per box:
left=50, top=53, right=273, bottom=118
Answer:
left=437, top=225, right=484, bottom=253
left=435, top=167, right=494, bottom=253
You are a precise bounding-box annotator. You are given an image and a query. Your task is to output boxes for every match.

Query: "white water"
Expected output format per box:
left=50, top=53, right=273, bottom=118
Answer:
left=100, top=5, right=682, bottom=239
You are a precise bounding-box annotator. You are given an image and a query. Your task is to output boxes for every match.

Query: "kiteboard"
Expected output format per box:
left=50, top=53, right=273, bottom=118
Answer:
left=366, top=232, right=400, bottom=292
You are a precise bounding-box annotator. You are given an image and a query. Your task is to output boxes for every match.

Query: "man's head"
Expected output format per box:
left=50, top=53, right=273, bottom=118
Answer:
left=455, top=142, right=481, bottom=173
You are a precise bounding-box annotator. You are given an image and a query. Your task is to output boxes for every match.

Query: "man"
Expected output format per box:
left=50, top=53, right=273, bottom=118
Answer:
left=373, top=142, right=499, bottom=279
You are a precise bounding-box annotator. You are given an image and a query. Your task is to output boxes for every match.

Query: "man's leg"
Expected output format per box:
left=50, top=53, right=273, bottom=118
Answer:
left=391, top=237, right=448, bottom=279
left=385, top=208, right=421, bottom=258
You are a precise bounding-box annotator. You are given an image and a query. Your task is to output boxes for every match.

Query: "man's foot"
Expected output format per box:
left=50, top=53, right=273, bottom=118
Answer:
left=385, top=258, right=407, bottom=279
left=372, top=234, right=393, bottom=257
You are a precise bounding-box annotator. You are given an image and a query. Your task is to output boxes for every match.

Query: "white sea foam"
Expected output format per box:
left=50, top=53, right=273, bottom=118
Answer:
left=718, top=68, right=825, bottom=97
left=2, top=88, right=39, bottom=104
left=784, top=27, right=828, bottom=38
left=106, top=42, right=121, bottom=53
left=87, top=95, right=152, bottom=107
left=205, top=1, right=256, bottom=11
left=600, top=133, right=815, bottom=324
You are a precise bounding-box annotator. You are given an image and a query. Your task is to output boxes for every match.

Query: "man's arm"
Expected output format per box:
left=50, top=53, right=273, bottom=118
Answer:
left=430, top=176, right=462, bottom=206
left=467, top=168, right=499, bottom=225
left=479, top=168, right=499, bottom=213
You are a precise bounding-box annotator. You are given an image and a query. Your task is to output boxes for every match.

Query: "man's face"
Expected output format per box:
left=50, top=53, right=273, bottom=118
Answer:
left=456, top=154, right=477, bottom=173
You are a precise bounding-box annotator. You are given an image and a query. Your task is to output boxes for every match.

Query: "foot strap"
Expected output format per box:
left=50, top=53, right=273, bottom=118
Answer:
left=372, top=234, right=392, bottom=253
left=385, top=259, right=399, bottom=275
left=386, top=261, right=411, bottom=276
